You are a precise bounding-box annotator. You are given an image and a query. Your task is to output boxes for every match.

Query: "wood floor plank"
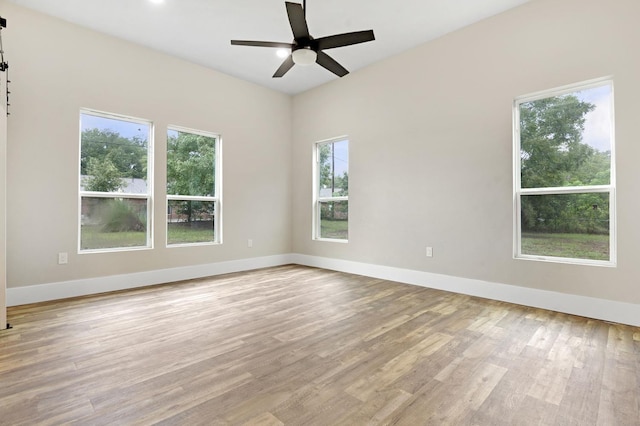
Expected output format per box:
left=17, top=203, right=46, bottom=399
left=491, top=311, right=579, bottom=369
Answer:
left=345, top=331, right=453, bottom=401
left=241, top=412, right=284, bottom=426
left=595, top=326, right=640, bottom=425
left=1, top=265, right=639, bottom=425
left=336, top=388, right=413, bottom=425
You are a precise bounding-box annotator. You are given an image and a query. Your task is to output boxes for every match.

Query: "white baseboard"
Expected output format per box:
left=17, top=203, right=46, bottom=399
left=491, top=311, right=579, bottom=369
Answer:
left=7, top=254, right=294, bottom=306
left=7, top=253, right=640, bottom=327
left=291, top=254, right=640, bottom=327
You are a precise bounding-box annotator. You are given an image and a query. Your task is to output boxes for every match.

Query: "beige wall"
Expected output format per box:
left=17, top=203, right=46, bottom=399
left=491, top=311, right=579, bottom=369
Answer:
left=4, top=0, right=640, bottom=309
left=292, top=0, right=640, bottom=304
left=2, top=2, right=292, bottom=288
left=1, top=89, right=6, bottom=328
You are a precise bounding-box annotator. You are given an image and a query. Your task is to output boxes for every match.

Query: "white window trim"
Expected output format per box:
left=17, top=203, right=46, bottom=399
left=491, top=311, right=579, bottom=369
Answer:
left=513, top=77, right=616, bottom=267
left=166, top=125, right=222, bottom=247
left=78, top=109, right=154, bottom=253
left=313, top=136, right=349, bottom=243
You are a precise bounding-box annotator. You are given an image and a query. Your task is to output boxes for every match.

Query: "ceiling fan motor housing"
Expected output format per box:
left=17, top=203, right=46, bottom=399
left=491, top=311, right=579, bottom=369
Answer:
left=293, top=36, right=316, bottom=51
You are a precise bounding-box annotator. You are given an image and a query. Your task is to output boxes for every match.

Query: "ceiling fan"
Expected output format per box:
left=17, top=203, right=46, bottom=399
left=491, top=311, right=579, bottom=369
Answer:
left=231, top=0, right=375, bottom=78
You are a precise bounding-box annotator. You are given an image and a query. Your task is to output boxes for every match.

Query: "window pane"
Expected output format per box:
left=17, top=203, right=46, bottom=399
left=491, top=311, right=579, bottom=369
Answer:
left=319, top=201, right=348, bottom=240
left=81, top=197, right=148, bottom=250
left=80, top=113, right=149, bottom=194
left=318, top=139, right=348, bottom=197
left=519, top=84, right=612, bottom=188
left=167, top=129, right=216, bottom=197
left=167, top=200, right=216, bottom=245
left=520, top=193, right=609, bottom=261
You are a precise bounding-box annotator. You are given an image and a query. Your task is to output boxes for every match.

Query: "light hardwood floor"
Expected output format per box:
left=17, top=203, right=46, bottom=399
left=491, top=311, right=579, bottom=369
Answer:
left=1, top=265, right=639, bottom=425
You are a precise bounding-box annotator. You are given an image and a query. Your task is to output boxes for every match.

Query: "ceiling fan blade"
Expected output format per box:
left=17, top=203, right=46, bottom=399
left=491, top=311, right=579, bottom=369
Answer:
left=285, top=2, right=310, bottom=39
left=316, top=30, right=375, bottom=50
left=316, top=51, right=348, bottom=77
left=273, top=55, right=295, bottom=78
left=231, top=40, right=294, bottom=49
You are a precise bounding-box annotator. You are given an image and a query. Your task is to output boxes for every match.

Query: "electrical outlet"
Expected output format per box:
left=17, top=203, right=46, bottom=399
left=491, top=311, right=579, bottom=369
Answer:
left=58, top=252, right=68, bottom=265
left=248, top=239, right=253, bottom=248
left=426, top=247, right=433, bottom=257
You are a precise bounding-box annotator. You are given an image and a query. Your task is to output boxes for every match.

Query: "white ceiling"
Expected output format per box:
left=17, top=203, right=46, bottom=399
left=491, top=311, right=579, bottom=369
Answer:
left=7, top=0, right=531, bottom=95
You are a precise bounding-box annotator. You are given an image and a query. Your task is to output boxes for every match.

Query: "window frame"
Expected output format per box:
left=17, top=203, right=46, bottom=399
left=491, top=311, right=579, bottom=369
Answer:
left=513, top=78, right=616, bottom=266
left=313, top=136, right=349, bottom=243
left=78, top=109, right=154, bottom=253
left=166, top=125, right=222, bottom=247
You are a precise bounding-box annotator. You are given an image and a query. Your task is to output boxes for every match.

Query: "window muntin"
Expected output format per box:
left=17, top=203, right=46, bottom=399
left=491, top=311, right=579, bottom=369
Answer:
left=166, top=126, right=220, bottom=246
left=514, top=79, right=615, bottom=265
left=79, top=110, right=152, bottom=252
left=314, top=138, right=348, bottom=241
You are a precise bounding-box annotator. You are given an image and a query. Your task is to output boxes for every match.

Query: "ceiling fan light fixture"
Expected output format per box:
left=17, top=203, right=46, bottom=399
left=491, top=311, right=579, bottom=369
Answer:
left=292, top=48, right=317, bottom=66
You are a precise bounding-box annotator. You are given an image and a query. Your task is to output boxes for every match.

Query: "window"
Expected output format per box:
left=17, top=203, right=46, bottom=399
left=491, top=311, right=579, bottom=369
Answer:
left=79, top=110, right=152, bottom=251
left=166, top=126, right=220, bottom=246
left=514, top=79, right=615, bottom=265
left=314, top=138, right=349, bottom=241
